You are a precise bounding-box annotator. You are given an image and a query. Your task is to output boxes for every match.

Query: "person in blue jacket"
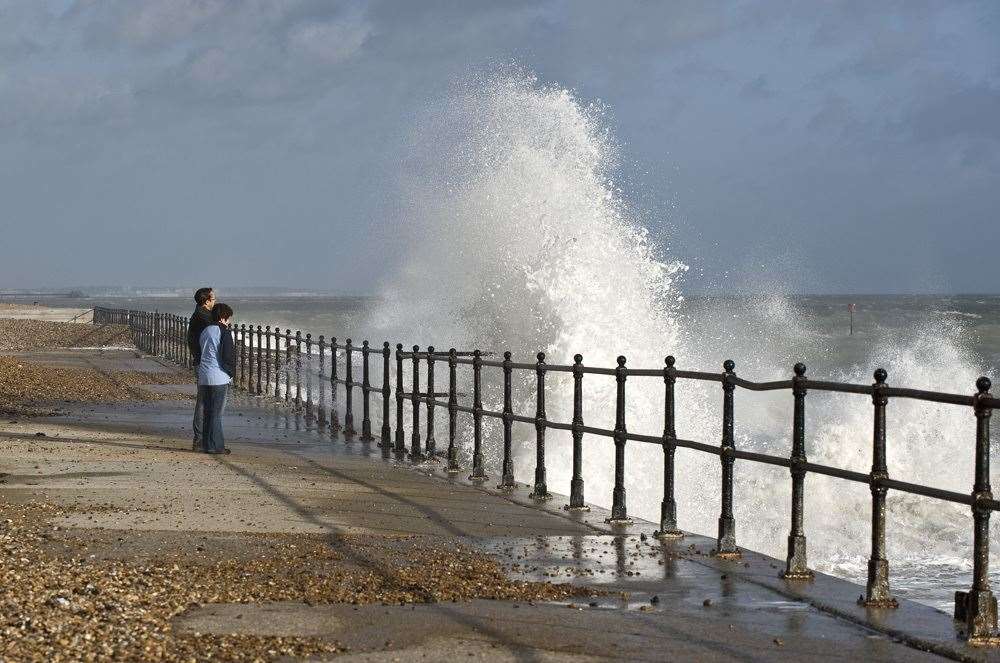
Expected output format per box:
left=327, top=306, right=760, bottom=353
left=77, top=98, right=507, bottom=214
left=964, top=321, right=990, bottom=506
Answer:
left=198, top=302, right=235, bottom=455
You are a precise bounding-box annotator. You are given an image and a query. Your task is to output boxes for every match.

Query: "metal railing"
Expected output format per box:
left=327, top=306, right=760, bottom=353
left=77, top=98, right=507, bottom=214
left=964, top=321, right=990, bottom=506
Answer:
left=92, top=305, right=999, bottom=642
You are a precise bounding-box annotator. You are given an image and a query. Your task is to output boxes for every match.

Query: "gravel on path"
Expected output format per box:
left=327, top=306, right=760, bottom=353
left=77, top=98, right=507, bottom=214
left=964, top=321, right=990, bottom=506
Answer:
left=0, top=319, right=132, bottom=352
left=0, top=502, right=594, bottom=662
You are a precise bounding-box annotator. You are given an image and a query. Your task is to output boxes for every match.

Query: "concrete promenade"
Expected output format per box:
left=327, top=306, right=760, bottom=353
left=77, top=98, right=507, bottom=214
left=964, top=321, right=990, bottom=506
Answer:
left=1, top=346, right=994, bottom=661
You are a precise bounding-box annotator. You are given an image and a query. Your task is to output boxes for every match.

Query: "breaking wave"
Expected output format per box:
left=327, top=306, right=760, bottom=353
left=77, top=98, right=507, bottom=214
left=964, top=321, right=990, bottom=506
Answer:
left=372, top=69, right=996, bottom=608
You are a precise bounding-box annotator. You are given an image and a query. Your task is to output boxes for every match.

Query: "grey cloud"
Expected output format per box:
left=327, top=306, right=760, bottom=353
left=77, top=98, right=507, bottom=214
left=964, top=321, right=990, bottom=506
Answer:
left=0, top=0, right=997, bottom=293
left=0, top=70, right=135, bottom=130
left=739, top=75, right=773, bottom=100
left=672, top=58, right=734, bottom=83
left=900, top=81, right=1000, bottom=144
left=806, top=95, right=861, bottom=136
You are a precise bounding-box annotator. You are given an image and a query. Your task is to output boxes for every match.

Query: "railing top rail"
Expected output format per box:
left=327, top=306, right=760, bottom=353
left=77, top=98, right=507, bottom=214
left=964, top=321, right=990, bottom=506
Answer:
left=94, top=305, right=997, bottom=409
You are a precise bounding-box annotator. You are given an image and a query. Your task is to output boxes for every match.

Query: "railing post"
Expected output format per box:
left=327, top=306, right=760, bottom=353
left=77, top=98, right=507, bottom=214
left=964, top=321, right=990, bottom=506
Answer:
left=498, top=351, right=515, bottom=490
left=607, top=355, right=631, bottom=524
left=425, top=346, right=436, bottom=457
left=272, top=327, right=280, bottom=400
left=864, top=368, right=897, bottom=607
left=783, top=363, right=813, bottom=579
left=247, top=324, right=255, bottom=393
left=238, top=324, right=247, bottom=390
left=318, top=335, right=326, bottom=428
left=956, top=376, right=998, bottom=640
left=470, top=349, right=487, bottom=480
left=656, top=356, right=682, bottom=537
left=329, top=337, right=340, bottom=430
left=361, top=340, right=373, bottom=441
left=284, top=329, right=292, bottom=404
left=410, top=345, right=422, bottom=459
left=529, top=352, right=549, bottom=498
left=247, top=323, right=254, bottom=391
left=566, top=353, right=586, bottom=509
left=305, top=333, right=314, bottom=420
left=394, top=344, right=405, bottom=453
left=256, top=325, right=263, bottom=395
left=716, top=359, right=740, bottom=557
left=343, top=339, right=355, bottom=438
left=447, top=348, right=460, bottom=472
left=294, top=331, right=303, bottom=410
left=380, top=342, right=392, bottom=450
left=261, top=325, right=273, bottom=396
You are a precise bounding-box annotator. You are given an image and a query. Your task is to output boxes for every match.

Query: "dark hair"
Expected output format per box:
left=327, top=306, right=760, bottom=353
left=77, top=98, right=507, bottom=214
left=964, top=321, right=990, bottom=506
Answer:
left=212, top=302, right=233, bottom=321
left=194, top=287, right=214, bottom=306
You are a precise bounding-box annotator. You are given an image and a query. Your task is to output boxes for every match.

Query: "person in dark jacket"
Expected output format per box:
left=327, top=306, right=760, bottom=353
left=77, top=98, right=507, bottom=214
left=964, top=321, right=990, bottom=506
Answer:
left=188, top=287, right=215, bottom=450
left=198, top=302, right=235, bottom=455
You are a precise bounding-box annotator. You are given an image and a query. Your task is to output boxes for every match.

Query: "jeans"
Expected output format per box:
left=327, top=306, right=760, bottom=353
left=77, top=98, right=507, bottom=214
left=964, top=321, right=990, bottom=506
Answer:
left=200, top=384, right=229, bottom=453
left=194, top=369, right=226, bottom=450
left=192, top=368, right=204, bottom=446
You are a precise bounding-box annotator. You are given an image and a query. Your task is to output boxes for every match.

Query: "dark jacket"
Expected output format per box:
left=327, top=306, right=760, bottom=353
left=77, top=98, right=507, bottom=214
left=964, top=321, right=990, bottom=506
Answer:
left=187, top=307, right=213, bottom=365
left=216, top=323, right=236, bottom=378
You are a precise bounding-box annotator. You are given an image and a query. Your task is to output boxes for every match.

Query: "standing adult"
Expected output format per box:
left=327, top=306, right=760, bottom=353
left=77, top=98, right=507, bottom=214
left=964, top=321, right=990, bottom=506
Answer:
left=187, top=287, right=216, bottom=451
left=198, top=303, right=235, bottom=455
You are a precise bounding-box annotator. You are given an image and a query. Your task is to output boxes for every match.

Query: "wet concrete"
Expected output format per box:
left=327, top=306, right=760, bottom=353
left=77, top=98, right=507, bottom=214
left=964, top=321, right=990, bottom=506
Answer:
left=177, top=597, right=942, bottom=662
left=2, top=346, right=998, bottom=660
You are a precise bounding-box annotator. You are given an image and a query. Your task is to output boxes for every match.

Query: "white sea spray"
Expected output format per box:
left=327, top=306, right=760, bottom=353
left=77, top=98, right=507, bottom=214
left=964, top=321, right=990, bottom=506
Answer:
left=372, top=69, right=998, bottom=608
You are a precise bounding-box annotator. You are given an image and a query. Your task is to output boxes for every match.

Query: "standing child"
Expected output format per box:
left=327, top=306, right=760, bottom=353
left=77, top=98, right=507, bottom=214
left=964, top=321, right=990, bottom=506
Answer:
left=198, top=303, right=235, bottom=455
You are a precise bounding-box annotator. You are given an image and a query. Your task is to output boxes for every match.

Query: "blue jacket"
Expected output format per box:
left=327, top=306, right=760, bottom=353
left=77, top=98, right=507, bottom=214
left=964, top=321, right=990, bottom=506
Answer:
left=197, top=323, right=235, bottom=385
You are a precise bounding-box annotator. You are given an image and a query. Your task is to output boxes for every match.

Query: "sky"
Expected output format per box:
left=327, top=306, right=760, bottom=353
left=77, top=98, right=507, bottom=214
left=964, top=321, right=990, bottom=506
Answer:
left=0, top=0, right=998, bottom=294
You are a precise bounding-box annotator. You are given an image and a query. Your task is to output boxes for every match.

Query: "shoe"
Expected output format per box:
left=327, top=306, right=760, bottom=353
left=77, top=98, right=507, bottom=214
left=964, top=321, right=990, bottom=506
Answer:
left=206, top=448, right=232, bottom=455
left=192, top=440, right=201, bottom=452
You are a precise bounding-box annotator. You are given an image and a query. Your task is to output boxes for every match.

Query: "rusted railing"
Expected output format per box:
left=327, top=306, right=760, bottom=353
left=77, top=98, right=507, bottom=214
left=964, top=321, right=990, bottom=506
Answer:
left=92, top=305, right=999, bottom=643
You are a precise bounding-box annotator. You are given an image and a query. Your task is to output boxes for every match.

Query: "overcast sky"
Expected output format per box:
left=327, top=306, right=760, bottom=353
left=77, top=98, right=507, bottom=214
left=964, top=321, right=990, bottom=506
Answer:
left=1, top=1, right=997, bottom=294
